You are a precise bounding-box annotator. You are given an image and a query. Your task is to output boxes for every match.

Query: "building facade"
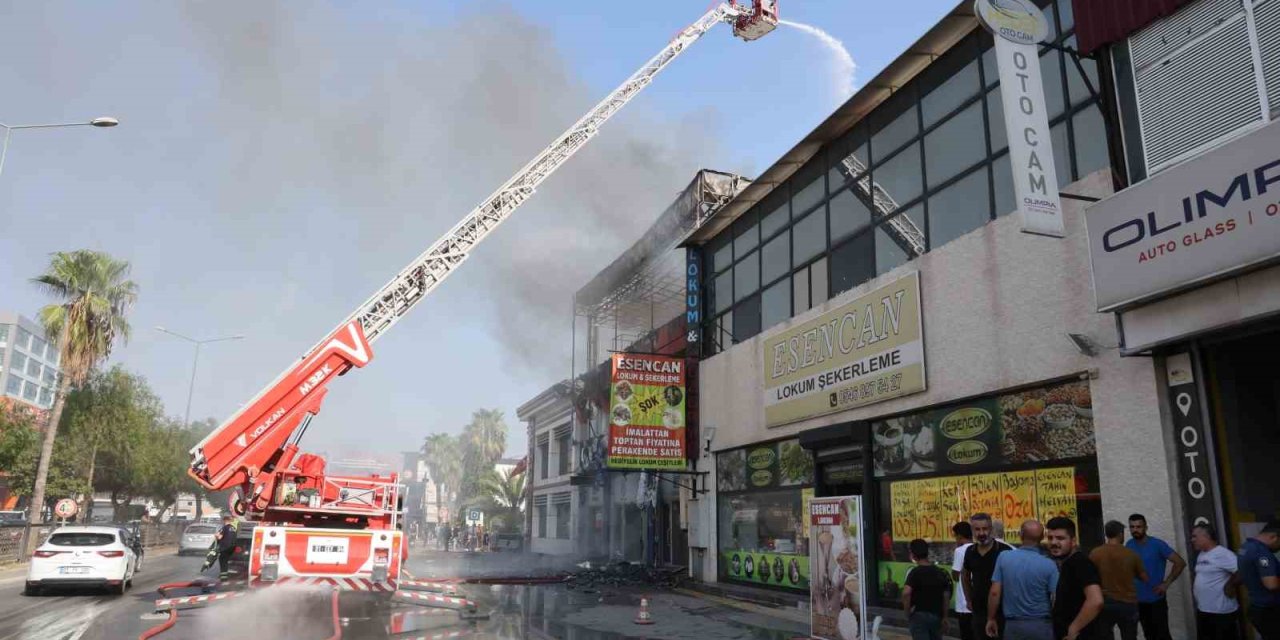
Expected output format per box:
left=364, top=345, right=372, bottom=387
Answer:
left=0, top=312, right=62, bottom=412
left=518, top=381, right=579, bottom=556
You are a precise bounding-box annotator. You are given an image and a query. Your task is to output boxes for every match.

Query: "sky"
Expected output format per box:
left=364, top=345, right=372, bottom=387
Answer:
left=0, top=0, right=959, bottom=463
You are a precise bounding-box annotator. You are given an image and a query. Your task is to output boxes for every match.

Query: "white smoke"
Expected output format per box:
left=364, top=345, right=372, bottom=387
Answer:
left=779, top=19, right=857, bottom=101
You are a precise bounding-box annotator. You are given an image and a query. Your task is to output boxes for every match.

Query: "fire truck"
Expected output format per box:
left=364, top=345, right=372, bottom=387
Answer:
left=186, top=2, right=778, bottom=592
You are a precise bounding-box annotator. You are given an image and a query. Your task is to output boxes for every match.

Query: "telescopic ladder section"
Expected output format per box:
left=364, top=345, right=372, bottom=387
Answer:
left=836, top=153, right=926, bottom=257
left=189, top=3, right=762, bottom=493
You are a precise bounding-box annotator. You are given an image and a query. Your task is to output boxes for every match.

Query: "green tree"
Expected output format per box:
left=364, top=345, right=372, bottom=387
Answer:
left=421, top=433, right=462, bottom=522
left=28, top=250, right=137, bottom=522
left=0, top=403, right=40, bottom=474
left=458, top=409, right=507, bottom=504
left=476, top=467, right=525, bottom=533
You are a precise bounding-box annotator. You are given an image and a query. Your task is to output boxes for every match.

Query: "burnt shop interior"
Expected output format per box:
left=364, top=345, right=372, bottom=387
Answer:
left=799, top=376, right=1105, bottom=608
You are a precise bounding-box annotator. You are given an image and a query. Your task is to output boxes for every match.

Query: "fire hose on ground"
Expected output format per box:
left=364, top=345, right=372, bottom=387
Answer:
left=138, top=585, right=341, bottom=640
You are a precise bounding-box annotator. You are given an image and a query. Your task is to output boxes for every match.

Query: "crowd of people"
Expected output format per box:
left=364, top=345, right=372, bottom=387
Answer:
left=897, top=513, right=1280, bottom=640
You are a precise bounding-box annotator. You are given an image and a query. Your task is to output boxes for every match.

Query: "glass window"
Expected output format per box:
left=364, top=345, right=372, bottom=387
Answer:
left=1073, top=105, right=1110, bottom=179
left=713, top=237, right=733, bottom=274
left=924, top=102, right=986, bottom=187
left=1042, top=2, right=1059, bottom=41
left=793, top=269, right=810, bottom=315
left=0, top=325, right=8, bottom=344
left=993, top=154, right=1016, bottom=217
left=557, top=433, right=571, bottom=475
left=716, top=311, right=734, bottom=350
left=928, top=168, right=991, bottom=250
left=877, top=208, right=917, bottom=275
left=762, top=280, right=791, bottom=331
left=16, top=328, right=32, bottom=351
left=716, top=486, right=810, bottom=592
left=735, top=294, right=762, bottom=341
left=538, top=440, right=549, bottom=480
left=536, top=505, right=547, bottom=538
left=792, top=211, right=826, bottom=267
left=735, top=250, right=759, bottom=302
left=872, top=106, right=919, bottom=161
left=1064, top=37, right=1099, bottom=107
left=22, top=381, right=37, bottom=401
left=923, top=61, right=980, bottom=127
left=829, top=188, right=872, bottom=244
left=1041, top=50, right=1066, bottom=121
left=1052, top=120, right=1071, bottom=185
left=987, top=88, right=1008, bottom=154
left=42, top=367, right=56, bottom=385
left=830, top=232, right=875, bottom=297
left=811, top=258, right=829, bottom=308
left=4, top=376, right=20, bottom=396
left=760, top=200, right=790, bottom=240
left=554, top=501, right=571, bottom=539
left=715, top=271, right=733, bottom=314
left=31, top=337, right=47, bottom=358
left=26, top=359, right=40, bottom=378
left=734, top=215, right=759, bottom=256
left=762, top=232, right=790, bottom=285
left=982, top=46, right=998, bottom=89
left=874, top=144, right=923, bottom=209
left=45, top=345, right=59, bottom=365
left=792, top=173, right=825, bottom=217
left=1058, top=0, right=1073, bottom=33
left=10, top=353, right=26, bottom=374
left=38, top=387, right=53, bottom=408
left=830, top=143, right=869, bottom=188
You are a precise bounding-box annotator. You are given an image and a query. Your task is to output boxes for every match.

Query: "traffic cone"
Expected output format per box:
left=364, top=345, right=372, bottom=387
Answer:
left=633, top=596, right=655, bottom=625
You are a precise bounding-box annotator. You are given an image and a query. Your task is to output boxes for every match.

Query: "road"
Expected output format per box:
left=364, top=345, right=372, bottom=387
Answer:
left=0, top=549, right=812, bottom=640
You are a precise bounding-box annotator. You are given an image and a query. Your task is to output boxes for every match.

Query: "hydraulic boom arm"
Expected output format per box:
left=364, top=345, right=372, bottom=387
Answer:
left=189, top=3, right=777, bottom=510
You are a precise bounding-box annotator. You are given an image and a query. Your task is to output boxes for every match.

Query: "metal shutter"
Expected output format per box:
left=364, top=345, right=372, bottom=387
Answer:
left=1132, top=1, right=1264, bottom=169
left=1257, top=0, right=1280, bottom=115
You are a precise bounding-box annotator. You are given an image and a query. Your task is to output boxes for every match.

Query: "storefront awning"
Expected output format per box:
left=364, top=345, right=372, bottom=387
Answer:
left=1072, top=0, right=1193, bottom=55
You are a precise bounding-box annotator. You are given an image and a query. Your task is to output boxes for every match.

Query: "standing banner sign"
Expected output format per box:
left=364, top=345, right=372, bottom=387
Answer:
left=975, top=0, right=1065, bottom=238
left=606, top=353, right=687, bottom=469
left=810, top=496, right=866, bottom=640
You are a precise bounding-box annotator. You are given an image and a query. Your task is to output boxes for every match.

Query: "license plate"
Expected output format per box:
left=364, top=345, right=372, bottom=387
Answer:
left=59, top=566, right=89, bottom=575
left=306, top=537, right=350, bottom=564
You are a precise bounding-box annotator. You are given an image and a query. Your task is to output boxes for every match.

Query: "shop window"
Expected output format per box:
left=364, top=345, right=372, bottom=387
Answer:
left=924, top=102, right=986, bottom=188
left=762, top=232, right=790, bottom=284
left=716, top=439, right=815, bottom=592
left=734, top=250, right=759, bottom=303
left=876, top=209, right=916, bottom=275
left=928, top=168, right=991, bottom=249
left=873, top=145, right=923, bottom=210
left=792, top=269, right=810, bottom=317
left=761, top=279, right=791, bottom=331
left=922, top=61, right=980, bottom=128
left=830, top=232, right=875, bottom=299
left=793, top=259, right=829, bottom=316
left=1072, top=105, right=1110, bottom=180
left=869, top=378, right=1104, bottom=607
left=992, top=154, right=1016, bottom=217
left=714, top=271, right=733, bottom=314
left=829, top=188, right=872, bottom=244
left=734, top=294, right=762, bottom=342
left=792, top=211, right=826, bottom=268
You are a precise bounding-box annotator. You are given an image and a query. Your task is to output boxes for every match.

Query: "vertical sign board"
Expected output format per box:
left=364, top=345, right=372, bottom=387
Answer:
left=810, top=496, right=867, bottom=640
left=686, top=247, right=702, bottom=357
left=1164, top=352, right=1223, bottom=535
left=606, top=353, right=687, bottom=469
left=975, top=0, right=1065, bottom=237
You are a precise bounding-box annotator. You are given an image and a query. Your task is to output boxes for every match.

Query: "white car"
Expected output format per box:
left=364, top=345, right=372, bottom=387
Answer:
left=179, top=523, right=218, bottom=556
left=25, top=526, right=138, bottom=596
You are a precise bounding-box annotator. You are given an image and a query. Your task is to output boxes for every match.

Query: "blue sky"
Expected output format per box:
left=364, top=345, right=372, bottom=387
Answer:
left=0, top=0, right=958, bottom=464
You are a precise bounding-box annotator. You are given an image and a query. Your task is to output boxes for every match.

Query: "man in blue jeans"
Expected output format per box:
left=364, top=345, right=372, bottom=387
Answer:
left=987, top=520, right=1058, bottom=640
left=1126, top=513, right=1186, bottom=640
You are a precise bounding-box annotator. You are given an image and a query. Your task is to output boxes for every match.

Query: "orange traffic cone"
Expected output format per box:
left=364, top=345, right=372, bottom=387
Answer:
left=633, top=596, right=655, bottom=625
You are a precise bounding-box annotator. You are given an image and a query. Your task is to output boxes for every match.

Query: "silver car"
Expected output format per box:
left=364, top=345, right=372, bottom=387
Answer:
left=178, top=523, right=218, bottom=556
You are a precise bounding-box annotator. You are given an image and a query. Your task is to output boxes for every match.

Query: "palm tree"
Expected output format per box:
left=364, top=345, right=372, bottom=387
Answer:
left=28, top=250, right=137, bottom=524
left=420, top=433, right=461, bottom=523
left=459, top=409, right=507, bottom=502
left=478, top=467, right=525, bottom=533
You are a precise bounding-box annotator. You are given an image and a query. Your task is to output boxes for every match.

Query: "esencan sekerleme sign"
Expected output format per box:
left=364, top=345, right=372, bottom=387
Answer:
left=764, top=272, right=926, bottom=427
left=607, top=354, right=687, bottom=469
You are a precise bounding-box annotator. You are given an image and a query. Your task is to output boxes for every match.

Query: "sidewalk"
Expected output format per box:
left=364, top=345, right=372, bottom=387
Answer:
left=678, top=580, right=917, bottom=640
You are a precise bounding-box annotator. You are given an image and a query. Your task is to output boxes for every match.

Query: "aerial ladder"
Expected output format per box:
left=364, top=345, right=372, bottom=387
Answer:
left=186, top=2, right=779, bottom=592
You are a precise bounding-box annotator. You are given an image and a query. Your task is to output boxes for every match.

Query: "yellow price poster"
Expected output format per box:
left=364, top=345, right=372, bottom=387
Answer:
left=1035, top=467, right=1078, bottom=524
left=938, top=479, right=971, bottom=531
left=915, top=478, right=945, bottom=541
left=801, top=488, right=815, bottom=538
left=890, top=481, right=918, bottom=541
left=968, top=473, right=1002, bottom=520
left=1001, top=470, right=1037, bottom=524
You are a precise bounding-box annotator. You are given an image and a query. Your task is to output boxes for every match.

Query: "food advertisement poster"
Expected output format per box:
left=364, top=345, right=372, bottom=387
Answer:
left=888, top=466, right=1079, bottom=542
left=717, top=439, right=814, bottom=492
left=872, top=380, right=1095, bottom=477
left=606, top=354, right=686, bottom=469
left=764, top=272, right=926, bottom=428
left=811, top=496, right=866, bottom=640
left=722, top=550, right=810, bottom=591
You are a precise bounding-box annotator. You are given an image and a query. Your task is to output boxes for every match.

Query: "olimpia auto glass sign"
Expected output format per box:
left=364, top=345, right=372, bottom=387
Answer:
left=763, top=272, right=926, bottom=427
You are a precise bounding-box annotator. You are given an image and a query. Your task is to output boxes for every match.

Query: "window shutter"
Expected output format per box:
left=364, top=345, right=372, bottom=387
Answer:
left=1130, top=0, right=1265, bottom=170
left=1256, top=0, right=1280, bottom=115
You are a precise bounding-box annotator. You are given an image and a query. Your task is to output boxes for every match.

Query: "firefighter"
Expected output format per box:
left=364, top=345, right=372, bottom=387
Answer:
left=214, top=514, right=237, bottom=578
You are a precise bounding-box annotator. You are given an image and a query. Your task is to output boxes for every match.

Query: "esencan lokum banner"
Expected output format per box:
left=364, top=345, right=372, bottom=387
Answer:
left=811, top=496, right=867, bottom=640
left=606, top=354, right=687, bottom=469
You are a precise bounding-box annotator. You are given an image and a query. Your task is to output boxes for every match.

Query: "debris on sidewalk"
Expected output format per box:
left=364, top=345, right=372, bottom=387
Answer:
left=564, top=561, right=687, bottom=592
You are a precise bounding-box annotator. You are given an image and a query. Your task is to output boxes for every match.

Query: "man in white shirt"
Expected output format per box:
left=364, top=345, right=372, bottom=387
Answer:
left=952, top=521, right=975, bottom=640
left=1191, top=524, right=1240, bottom=640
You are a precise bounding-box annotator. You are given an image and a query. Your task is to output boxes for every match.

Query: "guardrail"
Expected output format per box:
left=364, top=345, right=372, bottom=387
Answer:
left=0, top=521, right=188, bottom=565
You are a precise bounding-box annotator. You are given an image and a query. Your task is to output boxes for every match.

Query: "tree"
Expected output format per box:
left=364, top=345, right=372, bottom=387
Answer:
left=421, top=433, right=461, bottom=523
left=0, top=402, right=40, bottom=474
left=458, top=409, right=507, bottom=505
left=477, top=467, right=525, bottom=533
left=28, top=250, right=137, bottom=523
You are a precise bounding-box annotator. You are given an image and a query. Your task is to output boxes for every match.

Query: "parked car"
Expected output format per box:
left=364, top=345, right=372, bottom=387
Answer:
left=25, top=526, right=138, bottom=596
left=0, top=510, right=25, bottom=546
left=179, top=522, right=219, bottom=556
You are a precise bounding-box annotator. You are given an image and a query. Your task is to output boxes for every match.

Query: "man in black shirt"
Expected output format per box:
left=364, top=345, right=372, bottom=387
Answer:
left=1046, top=517, right=1102, bottom=640
left=904, top=538, right=952, bottom=640
left=964, top=513, right=1014, bottom=639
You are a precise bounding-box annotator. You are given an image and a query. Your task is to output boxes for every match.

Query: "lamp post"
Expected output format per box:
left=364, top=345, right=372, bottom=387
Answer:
left=155, top=326, right=244, bottom=426
left=0, top=117, right=118, bottom=178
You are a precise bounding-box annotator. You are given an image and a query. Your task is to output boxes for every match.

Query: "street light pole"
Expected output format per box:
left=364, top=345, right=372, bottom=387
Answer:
left=0, top=117, right=119, bottom=178
left=155, top=326, right=244, bottom=426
